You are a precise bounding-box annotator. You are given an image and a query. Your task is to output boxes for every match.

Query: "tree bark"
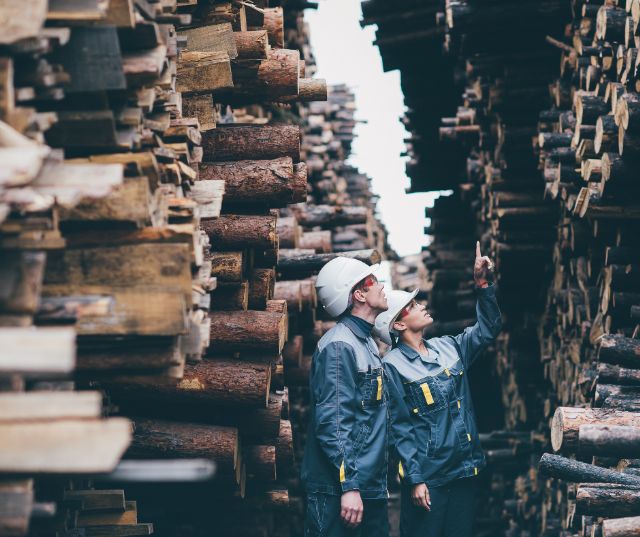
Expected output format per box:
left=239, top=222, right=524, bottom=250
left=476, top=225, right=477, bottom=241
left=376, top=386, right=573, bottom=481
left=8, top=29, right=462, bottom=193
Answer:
left=208, top=310, right=286, bottom=354
left=577, top=484, right=640, bottom=517
left=282, top=335, right=303, bottom=368
left=244, top=445, right=276, bottom=481
left=201, top=214, right=277, bottom=250
left=276, top=419, right=294, bottom=479
left=210, top=281, right=249, bottom=311
left=233, top=30, right=269, bottom=59
left=209, top=251, right=245, bottom=282
left=201, top=125, right=300, bottom=162
left=105, top=359, right=271, bottom=408
left=579, top=425, right=640, bottom=457
left=276, top=78, right=328, bottom=103
left=291, top=205, right=369, bottom=227
left=538, top=453, right=640, bottom=485
left=277, top=249, right=380, bottom=276
left=599, top=335, right=640, bottom=369
left=200, top=157, right=305, bottom=206
left=598, top=363, right=640, bottom=386
left=277, top=216, right=301, bottom=248
left=129, top=418, right=239, bottom=478
left=299, top=230, right=332, bottom=253
left=602, top=515, right=640, bottom=537
left=273, top=281, right=302, bottom=312
left=552, top=407, right=640, bottom=452
left=248, top=268, right=275, bottom=310
left=261, top=7, right=284, bottom=48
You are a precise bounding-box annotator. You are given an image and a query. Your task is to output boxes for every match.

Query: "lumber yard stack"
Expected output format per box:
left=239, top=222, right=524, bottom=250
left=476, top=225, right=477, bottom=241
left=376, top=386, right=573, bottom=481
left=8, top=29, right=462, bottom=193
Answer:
left=1, top=1, right=388, bottom=536
left=364, top=0, right=640, bottom=535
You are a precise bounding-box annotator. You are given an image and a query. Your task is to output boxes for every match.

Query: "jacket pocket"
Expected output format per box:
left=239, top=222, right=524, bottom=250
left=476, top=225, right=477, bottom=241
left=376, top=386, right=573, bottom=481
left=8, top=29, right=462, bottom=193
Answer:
left=352, top=422, right=371, bottom=458
left=426, top=423, right=438, bottom=457
left=410, top=378, right=445, bottom=413
left=360, top=369, right=384, bottom=407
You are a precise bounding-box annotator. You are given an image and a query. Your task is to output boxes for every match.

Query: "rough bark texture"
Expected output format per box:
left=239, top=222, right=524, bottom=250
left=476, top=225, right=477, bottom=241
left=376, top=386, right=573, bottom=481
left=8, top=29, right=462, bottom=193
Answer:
left=244, top=445, right=276, bottom=481
left=202, top=125, right=300, bottom=162
left=248, top=268, right=275, bottom=310
left=576, top=484, right=640, bottom=517
left=200, top=157, right=305, bottom=206
left=539, top=453, right=640, bottom=485
left=201, top=214, right=277, bottom=250
left=262, top=7, right=284, bottom=48
left=208, top=310, right=286, bottom=353
left=233, top=30, right=269, bottom=59
left=299, top=230, right=332, bottom=253
left=599, top=335, right=640, bottom=368
left=273, top=281, right=302, bottom=312
left=602, top=515, right=640, bottom=537
left=210, top=282, right=249, bottom=311
left=105, top=360, right=271, bottom=408
left=579, top=425, right=640, bottom=457
left=552, top=407, right=640, bottom=451
left=209, top=251, right=245, bottom=282
left=129, top=418, right=239, bottom=477
left=276, top=216, right=301, bottom=248
left=275, top=419, right=294, bottom=479
left=277, top=249, right=380, bottom=276
left=277, top=78, right=328, bottom=103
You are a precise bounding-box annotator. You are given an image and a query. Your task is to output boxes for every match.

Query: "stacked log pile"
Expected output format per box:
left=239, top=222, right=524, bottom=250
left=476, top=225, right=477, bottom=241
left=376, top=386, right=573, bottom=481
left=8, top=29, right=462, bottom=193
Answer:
left=365, top=0, right=640, bottom=535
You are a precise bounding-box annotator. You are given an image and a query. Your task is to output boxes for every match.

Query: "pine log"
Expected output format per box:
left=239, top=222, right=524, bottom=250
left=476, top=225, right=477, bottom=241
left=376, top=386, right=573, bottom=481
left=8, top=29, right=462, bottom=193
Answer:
left=201, top=125, right=300, bottom=162
left=552, top=407, right=640, bottom=451
left=215, top=49, right=299, bottom=102
left=210, top=282, right=249, bottom=311
left=176, top=51, right=233, bottom=94
left=275, top=419, right=294, bottom=479
left=577, top=484, right=640, bottom=517
left=276, top=216, right=301, bottom=248
left=579, top=425, right=640, bottom=457
left=277, top=249, right=380, bottom=276
left=105, top=360, right=271, bottom=408
left=201, top=214, right=277, bottom=249
left=209, top=251, right=245, bottom=282
left=265, top=299, right=287, bottom=315
left=292, top=205, right=369, bottom=227
left=248, top=268, right=275, bottom=310
left=208, top=310, right=286, bottom=353
left=273, top=281, right=302, bottom=312
left=129, top=419, right=239, bottom=477
left=233, top=30, right=269, bottom=59
left=599, top=335, right=640, bottom=368
left=276, top=79, right=328, bottom=103
left=200, top=157, right=305, bottom=205
left=538, top=454, right=640, bottom=485
left=299, top=230, right=332, bottom=253
left=598, top=363, right=640, bottom=386
left=602, top=515, right=640, bottom=537
left=261, top=7, right=284, bottom=48
left=282, top=335, right=303, bottom=368
left=244, top=445, right=276, bottom=481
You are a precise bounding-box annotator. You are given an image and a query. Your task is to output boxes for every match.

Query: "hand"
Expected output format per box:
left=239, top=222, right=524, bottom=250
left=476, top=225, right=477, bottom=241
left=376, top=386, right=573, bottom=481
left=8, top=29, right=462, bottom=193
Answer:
left=340, top=490, right=363, bottom=528
left=474, top=241, right=494, bottom=287
left=411, top=483, right=431, bottom=511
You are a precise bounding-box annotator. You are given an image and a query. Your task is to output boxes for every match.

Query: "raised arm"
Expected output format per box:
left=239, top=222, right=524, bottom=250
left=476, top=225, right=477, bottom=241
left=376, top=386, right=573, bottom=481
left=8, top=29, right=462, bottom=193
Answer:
left=453, top=242, right=502, bottom=368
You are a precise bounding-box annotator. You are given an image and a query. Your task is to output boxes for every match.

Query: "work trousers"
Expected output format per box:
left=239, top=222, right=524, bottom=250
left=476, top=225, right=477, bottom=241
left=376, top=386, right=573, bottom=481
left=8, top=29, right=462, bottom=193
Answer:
left=400, top=477, right=478, bottom=537
left=304, top=492, right=389, bottom=537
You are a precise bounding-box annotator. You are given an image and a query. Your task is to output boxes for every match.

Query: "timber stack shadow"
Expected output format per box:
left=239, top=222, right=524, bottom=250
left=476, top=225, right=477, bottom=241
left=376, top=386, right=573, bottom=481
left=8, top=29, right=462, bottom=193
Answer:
left=0, top=1, right=389, bottom=536
left=364, top=0, right=640, bottom=535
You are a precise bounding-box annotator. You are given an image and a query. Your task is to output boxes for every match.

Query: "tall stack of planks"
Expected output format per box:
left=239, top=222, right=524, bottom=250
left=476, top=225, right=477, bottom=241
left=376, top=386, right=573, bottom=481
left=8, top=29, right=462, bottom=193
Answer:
left=364, top=0, right=640, bottom=535
left=1, top=1, right=389, bottom=536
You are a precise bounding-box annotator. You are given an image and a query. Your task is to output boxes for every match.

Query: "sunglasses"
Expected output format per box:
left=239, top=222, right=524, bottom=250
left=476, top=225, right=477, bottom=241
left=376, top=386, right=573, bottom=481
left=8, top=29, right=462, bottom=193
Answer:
left=398, top=300, right=418, bottom=319
left=353, top=275, right=379, bottom=293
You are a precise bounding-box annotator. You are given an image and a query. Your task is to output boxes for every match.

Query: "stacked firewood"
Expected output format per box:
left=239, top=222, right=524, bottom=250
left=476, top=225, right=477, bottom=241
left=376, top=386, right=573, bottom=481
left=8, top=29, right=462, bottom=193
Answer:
left=365, top=0, right=640, bottom=535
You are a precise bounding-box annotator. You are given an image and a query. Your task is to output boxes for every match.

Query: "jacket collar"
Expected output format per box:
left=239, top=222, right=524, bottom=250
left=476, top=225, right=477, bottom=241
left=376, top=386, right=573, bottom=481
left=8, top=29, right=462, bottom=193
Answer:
left=340, top=314, right=374, bottom=340
left=396, top=339, right=440, bottom=363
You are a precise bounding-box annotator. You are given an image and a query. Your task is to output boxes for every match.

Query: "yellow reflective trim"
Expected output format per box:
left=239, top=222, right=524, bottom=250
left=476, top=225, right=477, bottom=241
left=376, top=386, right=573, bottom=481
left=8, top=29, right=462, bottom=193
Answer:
left=444, top=368, right=451, bottom=377
left=398, top=461, right=405, bottom=479
left=376, top=376, right=383, bottom=400
left=474, top=467, right=478, bottom=476
left=420, top=383, right=434, bottom=405
left=457, top=400, right=461, bottom=409
left=467, top=433, right=472, bottom=442
left=339, top=461, right=345, bottom=482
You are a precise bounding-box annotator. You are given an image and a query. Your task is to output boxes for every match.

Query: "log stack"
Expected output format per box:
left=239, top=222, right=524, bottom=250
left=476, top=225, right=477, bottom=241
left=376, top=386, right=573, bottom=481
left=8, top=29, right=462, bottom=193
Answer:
left=364, top=0, right=640, bottom=535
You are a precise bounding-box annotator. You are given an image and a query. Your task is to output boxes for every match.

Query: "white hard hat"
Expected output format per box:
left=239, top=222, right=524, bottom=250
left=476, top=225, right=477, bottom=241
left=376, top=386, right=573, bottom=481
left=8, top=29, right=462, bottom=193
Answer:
left=316, top=257, right=380, bottom=318
left=373, top=289, right=419, bottom=345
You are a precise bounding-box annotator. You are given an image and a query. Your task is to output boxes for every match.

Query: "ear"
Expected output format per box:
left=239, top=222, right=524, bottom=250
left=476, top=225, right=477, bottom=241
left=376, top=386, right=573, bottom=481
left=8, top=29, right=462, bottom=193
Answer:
left=392, top=320, right=406, bottom=333
left=352, top=288, right=367, bottom=305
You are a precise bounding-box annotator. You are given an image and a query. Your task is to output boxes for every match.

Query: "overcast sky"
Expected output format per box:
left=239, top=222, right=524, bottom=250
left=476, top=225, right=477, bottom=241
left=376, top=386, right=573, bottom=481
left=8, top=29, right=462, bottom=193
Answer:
left=305, top=0, right=445, bottom=257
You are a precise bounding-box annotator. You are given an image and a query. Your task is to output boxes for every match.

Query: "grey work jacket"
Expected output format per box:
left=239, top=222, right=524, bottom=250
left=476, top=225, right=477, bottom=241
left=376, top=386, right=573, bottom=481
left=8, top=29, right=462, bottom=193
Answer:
left=300, top=315, right=391, bottom=499
left=383, top=284, right=502, bottom=488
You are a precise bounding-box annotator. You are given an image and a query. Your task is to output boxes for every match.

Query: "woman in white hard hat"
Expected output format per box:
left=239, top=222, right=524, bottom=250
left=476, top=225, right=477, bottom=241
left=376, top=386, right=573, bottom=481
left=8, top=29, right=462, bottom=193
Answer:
left=302, top=256, right=402, bottom=537
left=375, top=242, right=502, bottom=537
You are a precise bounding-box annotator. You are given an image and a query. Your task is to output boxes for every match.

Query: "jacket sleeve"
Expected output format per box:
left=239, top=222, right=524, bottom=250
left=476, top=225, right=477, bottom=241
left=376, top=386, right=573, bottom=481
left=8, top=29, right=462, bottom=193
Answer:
left=453, top=284, right=502, bottom=369
left=312, top=341, right=360, bottom=492
left=384, top=362, right=425, bottom=486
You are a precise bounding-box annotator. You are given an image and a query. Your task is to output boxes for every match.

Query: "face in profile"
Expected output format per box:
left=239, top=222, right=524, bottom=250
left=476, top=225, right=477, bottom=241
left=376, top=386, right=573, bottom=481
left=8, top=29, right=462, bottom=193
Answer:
left=354, top=275, right=388, bottom=312
left=393, top=299, right=433, bottom=335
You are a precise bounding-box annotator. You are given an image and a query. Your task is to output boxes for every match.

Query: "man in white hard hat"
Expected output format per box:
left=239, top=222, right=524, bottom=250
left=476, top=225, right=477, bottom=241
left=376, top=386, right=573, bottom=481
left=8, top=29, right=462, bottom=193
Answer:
left=374, top=242, right=502, bottom=537
left=301, top=256, right=393, bottom=536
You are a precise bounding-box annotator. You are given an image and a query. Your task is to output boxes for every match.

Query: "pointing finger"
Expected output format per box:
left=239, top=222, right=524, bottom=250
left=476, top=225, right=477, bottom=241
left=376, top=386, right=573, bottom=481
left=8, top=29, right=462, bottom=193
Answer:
left=476, top=241, right=482, bottom=258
